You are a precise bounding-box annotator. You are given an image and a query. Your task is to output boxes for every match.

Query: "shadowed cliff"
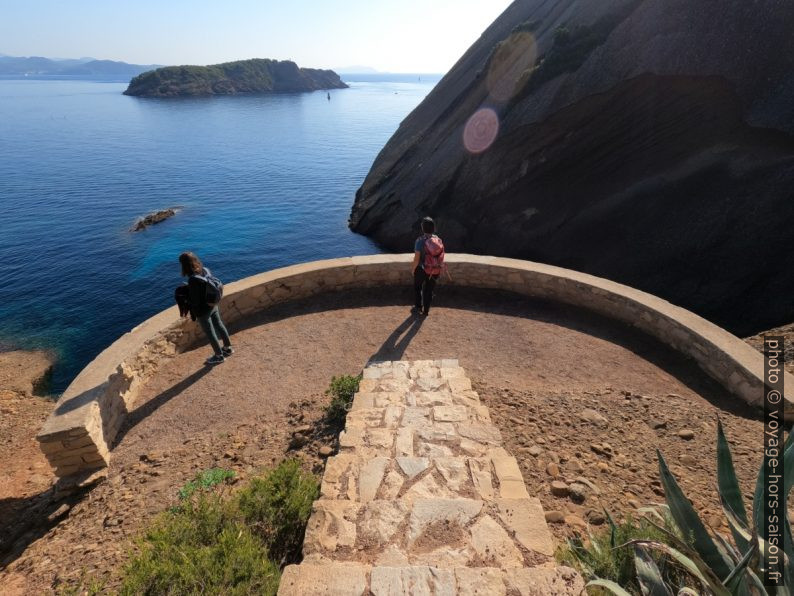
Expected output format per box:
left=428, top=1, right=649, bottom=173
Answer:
left=349, top=0, right=794, bottom=335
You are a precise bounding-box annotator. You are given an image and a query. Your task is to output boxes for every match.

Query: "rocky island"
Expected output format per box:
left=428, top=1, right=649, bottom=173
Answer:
left=131, top=207, right=180, bottom=231
left=124, top=58, right=347, bottom=97
left=350, top=0, right=794, bottom=336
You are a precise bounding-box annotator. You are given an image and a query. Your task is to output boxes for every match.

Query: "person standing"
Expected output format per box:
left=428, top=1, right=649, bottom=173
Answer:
left=411, top=217, right=445, bottom=316
left=179, top=252, right=233, bottom=365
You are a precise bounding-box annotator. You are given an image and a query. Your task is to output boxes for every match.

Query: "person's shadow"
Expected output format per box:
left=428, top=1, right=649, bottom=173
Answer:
left=368, top=314, right=425, bottom=363
left=112, top=366, right=211, bottom=448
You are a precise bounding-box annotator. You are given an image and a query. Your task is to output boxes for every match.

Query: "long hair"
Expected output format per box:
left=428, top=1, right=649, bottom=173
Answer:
left=179, top=251, right=203, bottom=276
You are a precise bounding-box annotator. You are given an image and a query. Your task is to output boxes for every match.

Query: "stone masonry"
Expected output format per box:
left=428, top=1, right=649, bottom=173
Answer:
left=278, top=360, right=584, bottom=595
left=39, top=255, right=794, bottom=482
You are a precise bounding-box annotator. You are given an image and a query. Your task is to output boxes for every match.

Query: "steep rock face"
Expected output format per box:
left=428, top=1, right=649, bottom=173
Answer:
left=124, top=59, right=347, bottom=97
left=350, top=0, right=794, bottom=334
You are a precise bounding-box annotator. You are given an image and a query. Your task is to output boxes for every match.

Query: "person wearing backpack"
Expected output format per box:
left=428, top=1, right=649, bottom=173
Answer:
left=179, top=251, right=233, bottom=365
left=411, top=217, right=445, bottom=316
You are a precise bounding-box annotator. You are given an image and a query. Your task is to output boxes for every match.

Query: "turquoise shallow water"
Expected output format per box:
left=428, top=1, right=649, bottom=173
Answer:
left=0, top=74, right=440, bottom=391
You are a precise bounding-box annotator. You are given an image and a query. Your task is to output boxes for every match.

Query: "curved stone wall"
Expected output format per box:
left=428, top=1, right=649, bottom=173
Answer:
left=37, top=254, right=794, bottom=478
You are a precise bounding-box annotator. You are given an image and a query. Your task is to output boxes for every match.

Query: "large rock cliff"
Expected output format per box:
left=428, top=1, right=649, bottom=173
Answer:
left=349, top=0, right=794, bottom=335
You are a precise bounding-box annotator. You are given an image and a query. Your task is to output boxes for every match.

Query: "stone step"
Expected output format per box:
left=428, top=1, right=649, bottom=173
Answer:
left=320, top=452, right=531, bottom=503
left=278, top=563, right=584, bottom=596
left=278, top=359, right=582, bottom=595
left=339, top=415, right=503, bottom=460
left=347, top=403, right=491, bottom=430
left=302, top=497, right=554, bottom=568
left=359, top=375, right=474, bottom=395
left=351, top=389, right=482, bottom=411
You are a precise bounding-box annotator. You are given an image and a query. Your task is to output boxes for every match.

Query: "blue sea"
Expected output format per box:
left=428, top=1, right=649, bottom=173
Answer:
left=0, top=73, right=441, bottom=392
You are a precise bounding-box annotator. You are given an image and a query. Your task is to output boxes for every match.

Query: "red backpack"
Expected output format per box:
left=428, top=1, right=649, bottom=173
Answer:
left=422, top=235, right=445, bottom=275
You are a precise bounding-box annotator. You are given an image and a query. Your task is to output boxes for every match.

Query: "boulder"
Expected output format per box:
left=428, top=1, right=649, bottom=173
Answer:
left=349, top=0, right=794, bottom=335
left=132, top=208, right=178, bottom=231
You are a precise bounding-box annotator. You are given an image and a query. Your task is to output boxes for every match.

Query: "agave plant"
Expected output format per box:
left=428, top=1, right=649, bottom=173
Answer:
left=581, top=420, right=793, bottom=595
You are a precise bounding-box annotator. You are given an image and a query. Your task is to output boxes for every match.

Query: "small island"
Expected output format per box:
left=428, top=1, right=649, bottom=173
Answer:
left=123, top=58, right=348, bottom=97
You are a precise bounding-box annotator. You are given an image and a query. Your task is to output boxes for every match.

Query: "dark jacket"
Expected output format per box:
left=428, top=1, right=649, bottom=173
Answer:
left=174, top=284, right=190, bottom=317
left=186, top=267, right=213, bottom=320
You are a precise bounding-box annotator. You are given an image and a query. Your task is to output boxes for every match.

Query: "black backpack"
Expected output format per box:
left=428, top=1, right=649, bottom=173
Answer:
left=194, top=268, right=224, bottom=307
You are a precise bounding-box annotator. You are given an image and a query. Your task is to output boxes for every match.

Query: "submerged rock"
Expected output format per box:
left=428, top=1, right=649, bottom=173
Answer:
left=349, top=0, right=794, bottom=335
left=132, top=208, right=179, bottom=231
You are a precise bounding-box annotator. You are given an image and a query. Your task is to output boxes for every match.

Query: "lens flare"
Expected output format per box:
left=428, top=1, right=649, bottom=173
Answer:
left=463, top=108, right=500, bottom=154
left=486, top=31, right=537, bottom=102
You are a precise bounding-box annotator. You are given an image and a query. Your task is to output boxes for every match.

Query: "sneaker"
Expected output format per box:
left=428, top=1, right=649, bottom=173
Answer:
left=410, top=306, right=421, bottom=315
left=205, top=354, right=225, bottom=365
left=222, top=346, right=234, bottom=357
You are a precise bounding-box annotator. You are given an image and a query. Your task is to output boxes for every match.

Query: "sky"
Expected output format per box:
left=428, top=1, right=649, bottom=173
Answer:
left=0, top=0, right=514, bottom=73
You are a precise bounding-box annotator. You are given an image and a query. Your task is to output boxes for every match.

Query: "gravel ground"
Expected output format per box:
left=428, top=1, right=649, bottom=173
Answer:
left=0, top=286, right=769, bottom=593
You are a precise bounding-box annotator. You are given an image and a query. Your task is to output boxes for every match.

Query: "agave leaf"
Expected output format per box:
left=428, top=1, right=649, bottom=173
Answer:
left=717, top=420, right=751, bottom=554
left=658, top=450, right=734, bottom=580
left=722, top=539, right=757, bottom=594
left=713, top=530, right=740, bottom=565
left=639, top=506, right=668, bottom=525
left=586, top=578, right=634, bottom=596
left=623, top=539, right=730, bottom=595
left=716, top=419, right=748, bottom=523
left=634, top=545, right=674, bottom=596
left=721, top=494, right=754, bottom=548
left=641, top=512, right=728, bottom=576
left=743, top=568, right=767, bottom=595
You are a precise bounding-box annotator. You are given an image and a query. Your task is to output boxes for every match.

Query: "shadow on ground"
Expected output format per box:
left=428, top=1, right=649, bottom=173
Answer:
left=113, top=366, right=212, bottom=447
left=225, top=284, right=758, bottom=421
left=0, top=484, right=91, bottom=568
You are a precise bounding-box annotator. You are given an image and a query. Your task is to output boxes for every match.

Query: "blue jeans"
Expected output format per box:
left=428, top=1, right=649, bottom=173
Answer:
left=198, top=306, right=231, bottom=356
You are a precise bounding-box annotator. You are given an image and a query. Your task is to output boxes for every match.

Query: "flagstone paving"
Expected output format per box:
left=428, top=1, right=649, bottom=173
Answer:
left=278, top=360, right=584, bottom=595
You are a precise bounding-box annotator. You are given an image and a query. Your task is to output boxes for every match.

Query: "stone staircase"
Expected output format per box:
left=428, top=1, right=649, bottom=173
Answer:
left=278, top=360, right=584, bottom=595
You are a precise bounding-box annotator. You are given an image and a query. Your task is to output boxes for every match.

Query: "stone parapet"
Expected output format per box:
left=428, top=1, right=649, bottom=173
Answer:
left=37, top=255, right=793, bottom=479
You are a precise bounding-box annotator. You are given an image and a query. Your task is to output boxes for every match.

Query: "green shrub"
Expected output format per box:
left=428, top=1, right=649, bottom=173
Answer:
left=55, top=570, right=105, bottom=596
left=120, top=461, right=319, bottom=595
left=236, top=460, right=319, bottom=565
left=178, top=468, right=236, bottom=501
left=512, top=1, right=642, bottom=101
left=557, top=511, right=694, bottom=594
left=323, top=374, right=361, bottom=428
left=120, top=494, right=279, bottom=596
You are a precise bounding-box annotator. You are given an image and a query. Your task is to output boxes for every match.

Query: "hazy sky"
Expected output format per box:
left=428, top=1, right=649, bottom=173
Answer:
left=0, top=0, right=514, bottom=72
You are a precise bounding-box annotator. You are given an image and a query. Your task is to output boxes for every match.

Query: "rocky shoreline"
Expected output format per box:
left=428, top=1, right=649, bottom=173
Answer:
left=0, top=350, right=59, bottom=565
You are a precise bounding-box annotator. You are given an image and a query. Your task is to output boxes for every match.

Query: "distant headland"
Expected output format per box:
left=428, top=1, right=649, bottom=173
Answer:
left=0, top=54, right=158, bottom=76
left=123, top=58, right=348, bottom=97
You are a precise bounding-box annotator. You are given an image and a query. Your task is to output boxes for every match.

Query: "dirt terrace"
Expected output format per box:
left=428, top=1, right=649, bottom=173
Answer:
left=0, top=286, right=766, bottom=593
